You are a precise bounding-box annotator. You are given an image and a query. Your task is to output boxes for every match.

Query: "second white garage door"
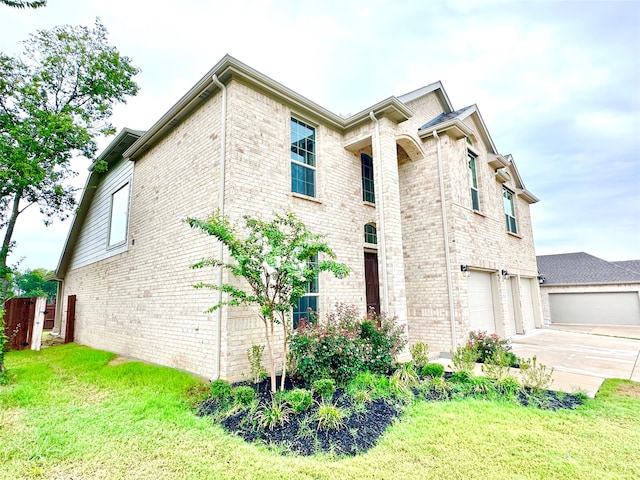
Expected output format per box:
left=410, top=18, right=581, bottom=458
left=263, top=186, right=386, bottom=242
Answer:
left=549, top=292, right=640, bottom=325
left=468, top=271, right=497, bottom=333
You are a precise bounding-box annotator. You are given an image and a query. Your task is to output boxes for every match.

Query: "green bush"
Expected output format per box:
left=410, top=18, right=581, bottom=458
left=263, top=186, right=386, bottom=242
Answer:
left=281, top=388, right=313, bottom=413
left=347, top=372, right=391, bottom=399
left=466, top=330, right=511, bottom=363
left=289, top=303, right=406, bottom=386
left=390, top=362, right=419, bottom=393
left=410, top=342, right=429, bottom=371
left=452, top=345, right=478, bottom=372
left=421, top=363, right=445, bottom=378
left=210, top=380, right=232, bottom=400
left=495, top=375, right=521, bottom=397
left=520, top=356, right=554, bottom=391
left=313, top=378, right=336, bottom=401
left=232, top=386, right=256, bottom=407
left=315, top=403, right=346, bottom=431
left=256, top=397, right=293, bottom=430
left=449, top=370, right=473, bottom=384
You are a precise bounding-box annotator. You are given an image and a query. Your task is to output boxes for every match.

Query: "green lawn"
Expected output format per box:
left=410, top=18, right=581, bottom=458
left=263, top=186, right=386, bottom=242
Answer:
left=1, top=344, right=638, bottom=480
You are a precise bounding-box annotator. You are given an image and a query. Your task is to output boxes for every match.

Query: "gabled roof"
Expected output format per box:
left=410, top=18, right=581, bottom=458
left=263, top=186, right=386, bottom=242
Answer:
left=417, top=104, right=498, bottom=154
left=123, top=55, right=420, bottom=161
left=503, top=154, right=539, bottom=204
left=54, top=128, right=144, bottom=278
left=537, top=252, right=640, bottom=285
left=397, top=81, right=454, bottom=112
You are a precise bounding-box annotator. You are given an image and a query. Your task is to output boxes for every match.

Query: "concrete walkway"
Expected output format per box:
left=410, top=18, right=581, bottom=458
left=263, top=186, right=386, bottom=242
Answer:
left=510, top=326, right=640, bottom=398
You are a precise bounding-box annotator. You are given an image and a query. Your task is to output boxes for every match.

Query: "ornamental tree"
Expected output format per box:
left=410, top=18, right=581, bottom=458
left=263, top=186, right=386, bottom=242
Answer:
left=0, top=19, right=140, bottom=307
left=187, top=212, right=349, bottom=392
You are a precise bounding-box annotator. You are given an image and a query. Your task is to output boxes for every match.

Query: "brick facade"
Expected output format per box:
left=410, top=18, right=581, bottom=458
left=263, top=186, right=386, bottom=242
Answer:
left=57, top=56, right=542, bottom=381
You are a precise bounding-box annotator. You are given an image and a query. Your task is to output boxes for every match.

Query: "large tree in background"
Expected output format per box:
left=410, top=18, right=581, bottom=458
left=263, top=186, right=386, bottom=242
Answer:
left=1, top=0, right=47, bottom=8
left=0, top=19, right=140, bottom=304
left=12, top=268, right=57, bottom=302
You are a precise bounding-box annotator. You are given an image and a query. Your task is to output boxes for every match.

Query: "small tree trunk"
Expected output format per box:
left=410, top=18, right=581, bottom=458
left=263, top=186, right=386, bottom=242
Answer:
left=280, top=313, right=288, bottom=391
left=263, top=316, right=276, bottom=393
left=1, top=191, right=22, bottom=305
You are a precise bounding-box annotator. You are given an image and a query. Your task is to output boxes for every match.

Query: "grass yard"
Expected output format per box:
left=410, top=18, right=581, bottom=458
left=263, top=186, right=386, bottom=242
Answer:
left=1, top=345, right=639, bottom=480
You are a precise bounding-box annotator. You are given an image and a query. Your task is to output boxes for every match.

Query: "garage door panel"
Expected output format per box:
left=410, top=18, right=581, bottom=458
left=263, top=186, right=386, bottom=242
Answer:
left=549, top=292, right=640, bottom=325
left=468, top=271, right=497, bottom=333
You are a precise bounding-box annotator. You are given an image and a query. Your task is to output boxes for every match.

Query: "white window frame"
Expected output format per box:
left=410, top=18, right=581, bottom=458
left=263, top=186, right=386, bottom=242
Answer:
left=108, top=182, right=130, bottom=248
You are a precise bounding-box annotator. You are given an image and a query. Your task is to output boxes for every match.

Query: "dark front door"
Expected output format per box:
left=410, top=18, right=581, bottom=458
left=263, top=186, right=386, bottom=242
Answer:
left=64, top=295, right=76, bottom=343
left=364, top=252, right=380, bottom=315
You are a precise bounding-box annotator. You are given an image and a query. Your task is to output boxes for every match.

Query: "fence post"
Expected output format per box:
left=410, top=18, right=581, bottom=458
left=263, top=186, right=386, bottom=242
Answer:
left=30, top=296, right=47, bottom=351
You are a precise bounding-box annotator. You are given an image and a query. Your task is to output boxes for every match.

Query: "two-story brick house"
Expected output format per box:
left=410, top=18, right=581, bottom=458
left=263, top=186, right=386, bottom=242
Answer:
left=54, top=55, right=542, bottom=380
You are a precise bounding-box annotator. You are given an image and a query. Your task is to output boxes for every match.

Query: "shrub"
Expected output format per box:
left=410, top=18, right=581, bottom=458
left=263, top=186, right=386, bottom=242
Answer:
left=449, top=370, right=473, bottom=384
left=232, top=386, right=256, bottom=408
left=282, top=388, right=313, bottom=413
left=481, top=349, right=513, bottom=382
left=421, top=363, right=445, bottom=378
left=390, top=362, right=419, bottom=393
left=256, top=396, right=294, bottom=430
left=210, top=380, right=232, bottom=400
left=289, top=303, right=406, bottom=385
left=495, top=376, right=521, bottom=397
left=520, top=356, right=554, bottom=391
left=452, top=345, right=478, bottom=372
left=467, top=330, right=511, bottom=363
left=315, top=403, right=346, bottom=431
left=347, top=372, right=391, bottom=399
left=410, top=342, right=429, bottom=371
left=313, top=379, right=336, bottom=401
left=247, top=345, right=267, bottom=384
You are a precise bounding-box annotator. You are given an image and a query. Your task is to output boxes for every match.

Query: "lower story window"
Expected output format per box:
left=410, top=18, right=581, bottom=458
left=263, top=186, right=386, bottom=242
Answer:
left=293, top=254, right=318, bottom=328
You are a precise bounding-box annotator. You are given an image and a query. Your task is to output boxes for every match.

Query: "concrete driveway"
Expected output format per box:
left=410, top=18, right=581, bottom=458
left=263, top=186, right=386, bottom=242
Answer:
left=510, top=326, right=640, bottom=397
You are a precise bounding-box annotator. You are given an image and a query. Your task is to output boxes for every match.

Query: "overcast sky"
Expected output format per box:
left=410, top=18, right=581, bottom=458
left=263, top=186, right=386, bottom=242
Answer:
left=2, top=0, right=639, bottom=272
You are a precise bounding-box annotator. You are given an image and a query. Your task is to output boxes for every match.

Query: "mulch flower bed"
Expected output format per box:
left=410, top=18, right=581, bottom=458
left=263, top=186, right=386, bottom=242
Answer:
left=196, top=375, right=584, bottom=457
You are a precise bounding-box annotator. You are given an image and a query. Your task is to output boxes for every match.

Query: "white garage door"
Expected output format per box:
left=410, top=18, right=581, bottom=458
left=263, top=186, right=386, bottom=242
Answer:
left=468, top=271, right=497, bottom=333
left=520, top=278, right=536, bottom=331
left=549, top=292, right=640, bottom=325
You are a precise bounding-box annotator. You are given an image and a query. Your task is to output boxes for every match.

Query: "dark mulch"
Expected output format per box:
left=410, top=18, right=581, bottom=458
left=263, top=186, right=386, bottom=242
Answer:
left=196, top=376, right=584, bottom=456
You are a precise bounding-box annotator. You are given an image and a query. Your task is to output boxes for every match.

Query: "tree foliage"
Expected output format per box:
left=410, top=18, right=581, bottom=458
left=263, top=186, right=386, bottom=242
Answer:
left=0, top=19, right=140, bottom=305
left=1, top=0, right=47, bottom=8
left=188, top=212, right=349, bottom=392
left=12, top=268, right=57, bottom=301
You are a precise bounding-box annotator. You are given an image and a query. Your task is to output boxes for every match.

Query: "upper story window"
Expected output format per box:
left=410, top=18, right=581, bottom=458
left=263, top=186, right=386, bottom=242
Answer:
left=361, top=153, right=375, bottom=203
left=364, top=223, right=377, bottom=244
left=468, top=151, right=479, bottom=211
left=503, top=188, right=518, bottom=234
left=290, top=118, right=316, bottom=197
left=293, top=253, right=318, bottom=329
left=108, top=183, right=130, bottom=247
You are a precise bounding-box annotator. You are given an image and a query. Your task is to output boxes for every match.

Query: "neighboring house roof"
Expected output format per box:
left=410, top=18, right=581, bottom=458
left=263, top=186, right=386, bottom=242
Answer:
left=54, top=128, right=144, bottom=278
left=537, top=252, right=640, bottom=285
left=612, top=260, right=640, bottom=275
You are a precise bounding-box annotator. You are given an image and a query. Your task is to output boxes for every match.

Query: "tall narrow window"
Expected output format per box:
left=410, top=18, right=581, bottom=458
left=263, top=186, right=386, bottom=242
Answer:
left=361, top=153, right=375, bottom=203
left=290, top=118, right=316, bottom=197
left=503, top=188, right=517, bottom=234
left=293, top=254, right=318, bottom=328
left=108, top=183, right=130, bottom=247
left=468, top=151, right=479, bottom=211
left=364, top=223, right=377, bottom=244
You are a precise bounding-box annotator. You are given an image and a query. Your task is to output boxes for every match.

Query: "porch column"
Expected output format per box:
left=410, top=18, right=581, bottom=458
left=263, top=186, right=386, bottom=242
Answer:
left=371, top=115, right=408, bottom=329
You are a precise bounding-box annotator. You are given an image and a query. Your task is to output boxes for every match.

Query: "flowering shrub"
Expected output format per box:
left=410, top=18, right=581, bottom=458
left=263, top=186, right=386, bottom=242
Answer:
left=466, top=330, right=511, bottom=363
left=289, top=303, right=407, bottom=386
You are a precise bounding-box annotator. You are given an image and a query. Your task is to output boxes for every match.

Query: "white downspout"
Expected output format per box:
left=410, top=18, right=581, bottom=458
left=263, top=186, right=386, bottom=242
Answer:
left=369, top=111, right=389, bottom=313
left=433, top=130, right=457, bottom=351
left=210, top=74, right=227, bottom=380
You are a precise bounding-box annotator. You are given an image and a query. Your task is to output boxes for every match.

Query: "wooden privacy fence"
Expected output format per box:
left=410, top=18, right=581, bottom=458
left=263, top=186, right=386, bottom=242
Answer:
left=3, top=297, right=58, bottom=351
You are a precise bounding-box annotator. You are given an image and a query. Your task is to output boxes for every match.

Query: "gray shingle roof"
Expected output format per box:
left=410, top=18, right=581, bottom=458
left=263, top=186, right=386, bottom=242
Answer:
left=418, top=105, right=474, bottom=131
left=612, top=260, right=640, bottom=275
left=537, top=252, right=640, bottom=285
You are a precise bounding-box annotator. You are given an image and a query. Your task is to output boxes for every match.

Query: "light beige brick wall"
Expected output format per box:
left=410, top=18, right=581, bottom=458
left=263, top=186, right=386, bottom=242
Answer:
left=61, top=80, right=542, bottom=381
left=62, top=93, right=225, bottom=380
left=539, top=283, right=640, bottom=325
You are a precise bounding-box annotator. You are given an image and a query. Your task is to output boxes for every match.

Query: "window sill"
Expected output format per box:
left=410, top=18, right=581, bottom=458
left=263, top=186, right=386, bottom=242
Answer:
left=473, top=209, right=486, bottom=217
left=291, top=192, right=322, bottom=204
left=507, top=231, right=522, bottom=239
left=363, top=201, right=376, bottom=208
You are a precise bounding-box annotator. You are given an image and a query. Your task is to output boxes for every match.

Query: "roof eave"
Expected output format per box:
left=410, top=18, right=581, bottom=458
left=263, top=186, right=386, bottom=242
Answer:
left=517, top=188, right=539, bottom=204
left=418, top=118, right=475, bottom=140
